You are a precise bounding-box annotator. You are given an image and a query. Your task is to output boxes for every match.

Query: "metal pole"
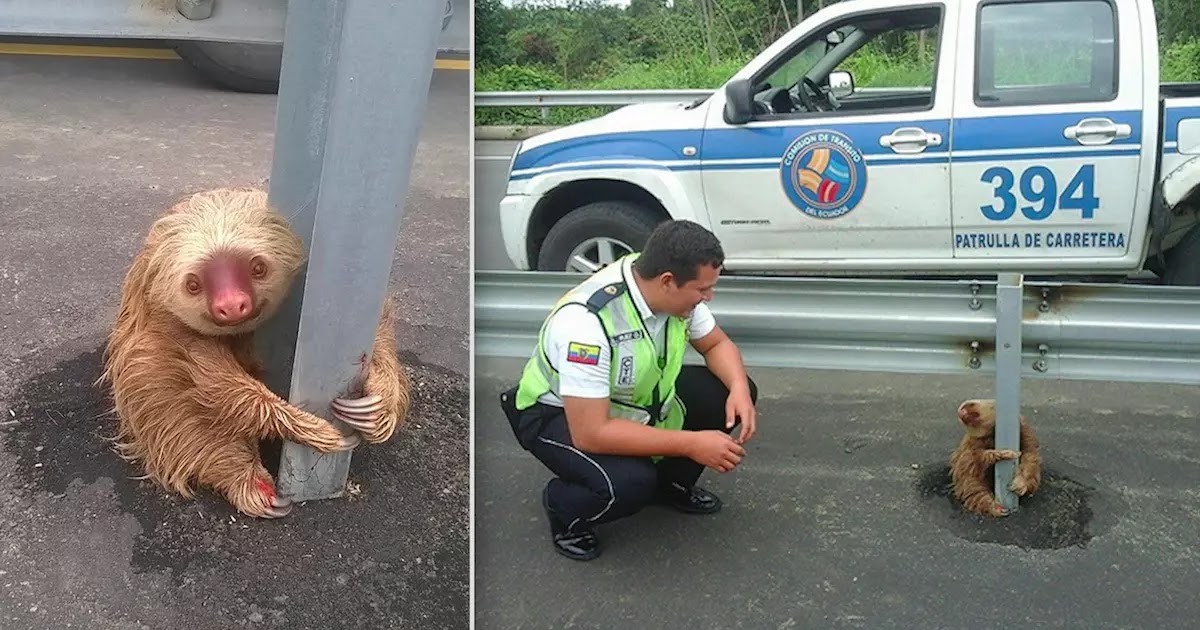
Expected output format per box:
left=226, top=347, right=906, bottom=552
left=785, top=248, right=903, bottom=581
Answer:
left=993, top=273, right=1023, bottom=512
left=257, top=0, right=443, bottom=503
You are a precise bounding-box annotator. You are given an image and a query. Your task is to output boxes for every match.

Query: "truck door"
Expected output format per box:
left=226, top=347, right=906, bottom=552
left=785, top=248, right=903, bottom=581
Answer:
left=948, top=0, right=1146, bottom=261
left=697, top=1, right=958, bottom=269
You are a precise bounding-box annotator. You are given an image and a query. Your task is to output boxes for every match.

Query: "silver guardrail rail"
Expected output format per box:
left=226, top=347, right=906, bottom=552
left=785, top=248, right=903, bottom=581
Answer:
left=0, top=0, right=464, bottom=52
left=474, top=271, right=1200, bottom=386
left=473, top=87, right=927, bottom=108
left=473, top=88, right=930, bottom=133
left=474, top=89, right=713, bottom=107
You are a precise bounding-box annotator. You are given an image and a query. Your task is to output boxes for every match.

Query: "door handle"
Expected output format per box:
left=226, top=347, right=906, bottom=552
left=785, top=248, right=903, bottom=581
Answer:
left=880, top=127, right=942, bottom=154
left=1064, top=117, right=1132, bottom=145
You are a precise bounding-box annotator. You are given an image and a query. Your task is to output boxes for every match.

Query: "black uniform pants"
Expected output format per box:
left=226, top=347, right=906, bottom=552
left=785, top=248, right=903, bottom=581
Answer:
left=501, top=366, right=759, bottom=534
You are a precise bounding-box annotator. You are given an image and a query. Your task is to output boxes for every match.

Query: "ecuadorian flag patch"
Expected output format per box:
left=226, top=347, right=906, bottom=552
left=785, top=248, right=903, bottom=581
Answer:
left=566, top=341, right=601, bottom=365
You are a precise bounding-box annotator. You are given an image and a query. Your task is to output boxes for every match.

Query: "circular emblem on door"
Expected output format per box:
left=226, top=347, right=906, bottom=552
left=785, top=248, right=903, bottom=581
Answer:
left=779, top=129, right=868, bottom=219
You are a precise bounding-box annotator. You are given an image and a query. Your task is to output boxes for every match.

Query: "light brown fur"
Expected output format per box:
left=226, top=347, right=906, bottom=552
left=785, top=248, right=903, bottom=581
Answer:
left=97, top=187, right=410, bottom=518
left=950, top=399, right=1042, bottom=517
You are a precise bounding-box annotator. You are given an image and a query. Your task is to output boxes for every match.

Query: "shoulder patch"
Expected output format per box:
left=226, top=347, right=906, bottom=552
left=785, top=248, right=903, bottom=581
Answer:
left=584, top=282, right=627, bottom=313
left=566, top=341, right=601, bottom=365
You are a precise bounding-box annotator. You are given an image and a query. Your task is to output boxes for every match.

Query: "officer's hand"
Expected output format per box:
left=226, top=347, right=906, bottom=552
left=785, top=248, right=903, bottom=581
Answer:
left=725, top=385, right=757, bottom=445
left=688, top=430, right=746, bottom=473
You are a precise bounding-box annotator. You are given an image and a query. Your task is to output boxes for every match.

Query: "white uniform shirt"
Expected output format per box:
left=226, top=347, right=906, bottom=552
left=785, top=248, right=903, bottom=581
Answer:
left=538, top=257, right=716, bottom=406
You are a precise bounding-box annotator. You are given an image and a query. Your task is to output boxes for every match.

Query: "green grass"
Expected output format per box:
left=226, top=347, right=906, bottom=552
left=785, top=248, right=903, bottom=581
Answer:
left=476, top=41, right=1200, bottom=127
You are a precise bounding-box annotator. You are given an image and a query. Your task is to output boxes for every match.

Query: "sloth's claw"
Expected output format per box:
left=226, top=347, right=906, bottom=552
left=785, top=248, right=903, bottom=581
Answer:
left=335, top=414, right=377, bottom=432
left=261, top=503, right=293, bottom=518
left=333, top=409, right=382, bottom=422
left=333, top=395, right=383, bottom=411
left=333, top=432, right=361, bottom=451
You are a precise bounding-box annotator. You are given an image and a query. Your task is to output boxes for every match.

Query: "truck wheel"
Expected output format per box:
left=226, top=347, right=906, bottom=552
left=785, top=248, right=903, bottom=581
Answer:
left=173, top=41, right=282, bottom=94
left=1163, top=224, right=1200, bottom=285
left=537, top=202, right=665, bottom=272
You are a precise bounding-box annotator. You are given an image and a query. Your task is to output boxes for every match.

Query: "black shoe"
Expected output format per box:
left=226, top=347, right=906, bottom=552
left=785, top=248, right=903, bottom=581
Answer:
left=657, top=482, right=722, bottom=514
left=542, top=484, right=601, bottom=561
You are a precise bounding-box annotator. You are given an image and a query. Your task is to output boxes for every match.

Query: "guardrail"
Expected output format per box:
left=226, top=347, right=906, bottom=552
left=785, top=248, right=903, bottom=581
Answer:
left=0, top=0, right=463, bottom=51
left=473, top=86, right=928, bottom=109
left=474, top=271, right=1200, bottom=385
left=473, top=87, right=931, bottom=131
left=474, top=89, right=713, bottom=108
left=475, top=269, right=1200, bottom=511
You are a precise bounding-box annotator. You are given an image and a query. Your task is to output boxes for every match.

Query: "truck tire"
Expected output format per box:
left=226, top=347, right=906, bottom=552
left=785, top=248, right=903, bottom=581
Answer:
left=537, top=202, right=665, bottom=272
left=173, top=41, right=282, bottom=94
left=172, top=2, right=454, bottom=94
left=1163, top=224, right=1200, bottom=285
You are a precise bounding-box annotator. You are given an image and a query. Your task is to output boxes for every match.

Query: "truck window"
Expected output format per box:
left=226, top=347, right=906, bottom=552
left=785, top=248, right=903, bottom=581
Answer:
left=762, top=37, right=830, bottom=94
left=831, top=20, right=939, bottom=99
left=975, top=0, right=1117, bottom=106
left=750, top=6, right=943, bottom=118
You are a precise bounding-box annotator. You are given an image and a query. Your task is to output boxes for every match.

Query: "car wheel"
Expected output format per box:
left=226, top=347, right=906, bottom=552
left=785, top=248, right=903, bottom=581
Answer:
left=1163, top=223, right=1200, bottom=285
left=173, top=41, right=282, bottom=94
left=537, top=202, right=664, bottom=273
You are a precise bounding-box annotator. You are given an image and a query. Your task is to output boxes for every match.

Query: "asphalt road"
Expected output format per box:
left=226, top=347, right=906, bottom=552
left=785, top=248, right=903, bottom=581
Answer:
left=474, top=356, right=1200, bottom=629
left=0, top=53, right=470, bottom=628
left=474, top=140, right=520, bottom=271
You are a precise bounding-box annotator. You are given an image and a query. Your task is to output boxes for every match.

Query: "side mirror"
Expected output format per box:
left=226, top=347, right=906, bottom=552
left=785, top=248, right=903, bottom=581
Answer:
left=829, top=70, right=854, bottom=99
left=723, top=78, right=754, bottom=125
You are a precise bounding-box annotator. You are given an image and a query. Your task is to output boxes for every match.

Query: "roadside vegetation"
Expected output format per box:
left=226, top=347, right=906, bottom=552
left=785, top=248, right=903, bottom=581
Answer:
left=475, top=0, right=1200, bottom=126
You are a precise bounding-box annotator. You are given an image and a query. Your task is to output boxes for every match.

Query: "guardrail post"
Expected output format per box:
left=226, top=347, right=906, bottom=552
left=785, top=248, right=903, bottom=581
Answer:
left=993, top=273, right=1023, bottom=512
left=255, top=0, right=443, bottom=502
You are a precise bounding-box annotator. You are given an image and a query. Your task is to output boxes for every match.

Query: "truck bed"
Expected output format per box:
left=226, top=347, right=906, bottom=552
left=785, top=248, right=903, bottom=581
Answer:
left=1161, top=91, right=1200, bottom=154
left=1161, top=82, right=1200, bottom=98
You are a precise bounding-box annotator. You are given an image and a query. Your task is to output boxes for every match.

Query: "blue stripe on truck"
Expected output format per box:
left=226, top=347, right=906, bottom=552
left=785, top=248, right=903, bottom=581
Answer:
left=511, top=110, right=1146, bottom=178
left=1164, top=105, right=1200, bottom=143
left=953, top=110, right=1141, bottom=151
left=513, top=129, right=703, bottom=173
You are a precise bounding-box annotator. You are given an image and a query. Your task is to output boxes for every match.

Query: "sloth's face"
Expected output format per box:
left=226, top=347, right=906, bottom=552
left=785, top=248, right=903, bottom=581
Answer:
left=957, top=399, right=996, bottom=438
left=177, top=251, right=282, bottom=336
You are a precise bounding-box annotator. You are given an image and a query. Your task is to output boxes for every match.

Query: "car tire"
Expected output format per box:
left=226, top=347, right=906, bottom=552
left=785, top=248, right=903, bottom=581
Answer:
left=1163, top=223, right=1200, bottom=285
left=173, top=41, right=282, bottom=94
left=537, top=202, right=665, bottom=272
left=172, top=2, right=454, bottom=94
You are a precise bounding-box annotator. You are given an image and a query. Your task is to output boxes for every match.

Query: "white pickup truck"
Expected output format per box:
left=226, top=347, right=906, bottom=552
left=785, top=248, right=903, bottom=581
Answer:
left=497, top=0, right=1200, bottom=285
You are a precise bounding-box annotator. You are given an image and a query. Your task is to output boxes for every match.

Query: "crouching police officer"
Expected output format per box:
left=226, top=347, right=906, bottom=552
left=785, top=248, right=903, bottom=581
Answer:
left=499, top=220, right=759, bottom=561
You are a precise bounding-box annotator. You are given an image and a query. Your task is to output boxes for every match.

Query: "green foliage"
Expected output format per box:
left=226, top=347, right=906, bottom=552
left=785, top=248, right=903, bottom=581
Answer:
left=1163, top=38, right=1200, bottom=83
left=588, top=55, right=746, bottom=90
left=834, top=44, right=932, bottom=88
left=476, top=0, right=1200, bottom=126
left=473, top=64, right=568, bottom=126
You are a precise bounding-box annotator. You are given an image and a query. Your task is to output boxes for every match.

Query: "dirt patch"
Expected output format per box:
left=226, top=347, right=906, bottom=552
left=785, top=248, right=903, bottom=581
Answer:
left=1, top=343, right=469, bottom=628
left=915, top=459, right=1123, bottom=550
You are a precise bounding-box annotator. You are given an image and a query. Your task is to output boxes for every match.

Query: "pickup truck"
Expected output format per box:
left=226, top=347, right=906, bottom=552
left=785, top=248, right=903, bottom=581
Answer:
left=496, top=0, right=1200, bottom=285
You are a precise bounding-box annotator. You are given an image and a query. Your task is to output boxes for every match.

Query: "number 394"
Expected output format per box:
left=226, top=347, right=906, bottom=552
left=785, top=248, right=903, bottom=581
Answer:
left=979, top=164, right=1098, bottom=221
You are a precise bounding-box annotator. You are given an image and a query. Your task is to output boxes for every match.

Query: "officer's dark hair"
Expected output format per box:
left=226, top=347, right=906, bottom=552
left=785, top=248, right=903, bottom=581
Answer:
left=632, top=220, right=724, bottom=286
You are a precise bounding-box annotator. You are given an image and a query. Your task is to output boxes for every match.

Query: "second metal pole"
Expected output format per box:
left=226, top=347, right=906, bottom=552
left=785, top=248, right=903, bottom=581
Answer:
left=993, top=273, right=1023, bottom=512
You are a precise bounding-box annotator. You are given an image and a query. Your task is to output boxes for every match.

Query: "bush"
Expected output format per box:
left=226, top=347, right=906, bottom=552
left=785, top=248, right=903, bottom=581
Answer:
left=474, top=16, right=1200, bottom=127
left=1163, top=38, right=1200, bottom=83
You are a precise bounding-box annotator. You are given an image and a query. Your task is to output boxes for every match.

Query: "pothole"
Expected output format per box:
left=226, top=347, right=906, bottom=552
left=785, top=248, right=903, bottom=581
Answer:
left=915, top=460, right=1120, bottom=550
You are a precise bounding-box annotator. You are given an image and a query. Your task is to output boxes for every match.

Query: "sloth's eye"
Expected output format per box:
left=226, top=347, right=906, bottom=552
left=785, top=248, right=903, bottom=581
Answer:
left=250, top=257, right=268, bottom=278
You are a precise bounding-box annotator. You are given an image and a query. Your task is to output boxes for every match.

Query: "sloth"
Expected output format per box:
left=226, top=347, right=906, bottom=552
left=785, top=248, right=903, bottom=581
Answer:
left=950, top=398, right=1042, bottom=517
left=98, top=187, right=410, bottom=518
